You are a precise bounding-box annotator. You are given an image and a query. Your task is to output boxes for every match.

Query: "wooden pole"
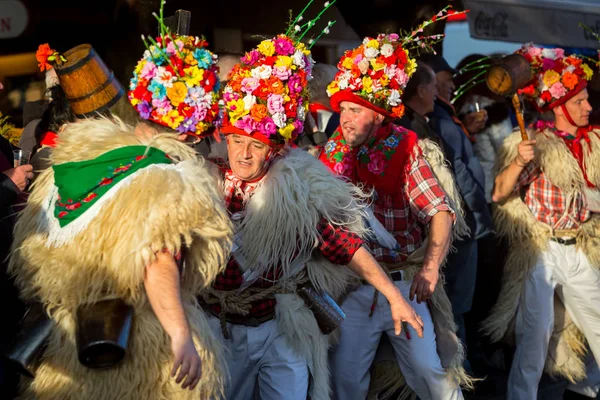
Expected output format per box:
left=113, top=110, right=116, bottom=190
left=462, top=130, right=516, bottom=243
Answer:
left=511, top=93, right=529, bottom=141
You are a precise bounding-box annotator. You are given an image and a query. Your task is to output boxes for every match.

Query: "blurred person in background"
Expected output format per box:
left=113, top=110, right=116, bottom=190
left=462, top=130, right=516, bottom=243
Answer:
left=420, top=53, right=493, bottom=369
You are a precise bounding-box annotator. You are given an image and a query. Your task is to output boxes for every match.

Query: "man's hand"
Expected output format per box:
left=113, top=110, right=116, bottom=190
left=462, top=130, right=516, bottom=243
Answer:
left=389, top=293, right=424, bottom=338
left=463, top=110, right=488, bottom=134
left=410, top=265, right=439, bottom=304
left=171, top=332, right=202, bottom=390
left=3, top=164, right=34, bottom=191
left=515, top=139, right=536, bottom=167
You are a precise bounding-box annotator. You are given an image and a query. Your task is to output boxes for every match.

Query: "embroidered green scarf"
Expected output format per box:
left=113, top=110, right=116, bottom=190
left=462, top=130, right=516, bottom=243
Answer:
left=52, top=146, right=172, bottom=227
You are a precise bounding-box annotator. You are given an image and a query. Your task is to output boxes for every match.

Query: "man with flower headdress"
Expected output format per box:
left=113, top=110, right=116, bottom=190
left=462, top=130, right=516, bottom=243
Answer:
left=8, top=10, right=233, bottom=398
left=482, top=43, right=600, bottom=399
left=199, top=13, right=425, bottom=399
left=320, top=28, right=472, bottom=399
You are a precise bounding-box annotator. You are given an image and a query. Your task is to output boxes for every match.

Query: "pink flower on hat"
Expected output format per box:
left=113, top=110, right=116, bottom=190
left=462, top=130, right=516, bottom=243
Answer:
left=549, top=82, right=567, bottom=99
left=267, top=94, right=285, bottom=114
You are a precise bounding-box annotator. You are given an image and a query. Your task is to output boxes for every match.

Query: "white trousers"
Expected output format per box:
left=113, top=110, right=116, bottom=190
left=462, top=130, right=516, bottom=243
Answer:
left=330, top=280, right=464, bottom=400
left=207, top=316, right=309, bottom=400
left=508, top=241, right=600, bottom=400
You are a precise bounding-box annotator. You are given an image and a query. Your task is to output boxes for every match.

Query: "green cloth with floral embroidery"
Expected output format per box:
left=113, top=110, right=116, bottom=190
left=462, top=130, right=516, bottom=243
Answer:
left=52, top=146, right=172, bottom=227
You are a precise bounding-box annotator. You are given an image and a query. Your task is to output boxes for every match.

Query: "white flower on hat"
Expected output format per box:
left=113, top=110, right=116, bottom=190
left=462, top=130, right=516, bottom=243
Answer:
left=364, top=46, right=379, bottom=60
left=371, top=79, right=382, bottom=93
left=272, top=112, right=287, bottom=128
left=566, top=65, right=576, bottom=73
left=297, top=104, right=305, bottom=120
left=384, top=64, right=397, bottom=78
left=380, top=43, right=394, bottom=58
left=362, top=37, right=371, bottom=46
left=243, top=94, right=256, bottom=110
left=358, top=59, right=370, bottom=75
left=252, top=64, right=272, bottom=80
left=293, top=50, right=306, bottom=69
left=542, top=48, right=557, bottom=60
left=387, top=89, right=401, bottom=106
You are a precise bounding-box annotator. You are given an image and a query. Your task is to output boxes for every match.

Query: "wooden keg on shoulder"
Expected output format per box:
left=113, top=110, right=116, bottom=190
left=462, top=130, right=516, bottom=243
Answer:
left=54, top=44, right=124, bottom=118
left=486, top=53, right=532, bottom=96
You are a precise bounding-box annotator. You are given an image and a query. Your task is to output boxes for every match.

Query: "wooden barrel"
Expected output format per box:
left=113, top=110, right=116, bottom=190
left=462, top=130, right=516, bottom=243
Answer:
left=54, top=44, right=124, bottom=118
left=486, top=53, right=532, bottom=96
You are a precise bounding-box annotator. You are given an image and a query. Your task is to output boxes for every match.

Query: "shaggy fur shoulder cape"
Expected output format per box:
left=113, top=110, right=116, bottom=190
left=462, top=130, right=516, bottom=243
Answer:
left=481, top=128, right=600, bottom=382
left=9, top=118, right=233, bottom=399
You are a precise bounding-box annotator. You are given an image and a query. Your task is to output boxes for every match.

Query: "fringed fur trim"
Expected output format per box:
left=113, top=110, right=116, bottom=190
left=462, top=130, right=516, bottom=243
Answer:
left=582, top=129, right=600, bottom=186
left=416, top=139, right=470, bottom=242
left=236, top=148, right=369, bottom=278
left=9, top=117, right=232, bottom=310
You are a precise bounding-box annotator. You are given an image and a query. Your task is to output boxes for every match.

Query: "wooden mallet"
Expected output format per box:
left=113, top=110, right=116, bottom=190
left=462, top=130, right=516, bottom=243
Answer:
left=486, top=54, right=532, bottom=141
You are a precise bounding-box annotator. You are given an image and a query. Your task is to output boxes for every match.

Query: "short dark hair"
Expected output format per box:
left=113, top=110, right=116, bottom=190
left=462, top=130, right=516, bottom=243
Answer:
left=403, top=62, right=435, bottom=102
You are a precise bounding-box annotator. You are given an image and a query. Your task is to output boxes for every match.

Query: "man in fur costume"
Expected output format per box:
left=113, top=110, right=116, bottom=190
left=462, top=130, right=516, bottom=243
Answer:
left=9, top=114, right=232, bottom=398
left=200, top=27, right=425, bottom=400
left=483, top=43, right=600, bottom=399
left=321, top=31, right=471, bottom=400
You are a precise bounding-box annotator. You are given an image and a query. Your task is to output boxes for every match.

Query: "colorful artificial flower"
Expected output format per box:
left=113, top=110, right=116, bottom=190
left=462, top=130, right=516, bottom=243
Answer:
left=327, top=6, right=463, bottom=119
left=220, top=34, right=314, bottom=146
left=516, top=43, right=593, bottom=111
left=35, top=43, right=66, bottom=72
left=128, top=10, right=220, bottom=137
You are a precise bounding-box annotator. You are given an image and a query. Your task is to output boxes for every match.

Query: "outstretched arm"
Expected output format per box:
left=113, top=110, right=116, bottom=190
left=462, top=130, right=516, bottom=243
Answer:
left=144, top=251, right=201, bottom=391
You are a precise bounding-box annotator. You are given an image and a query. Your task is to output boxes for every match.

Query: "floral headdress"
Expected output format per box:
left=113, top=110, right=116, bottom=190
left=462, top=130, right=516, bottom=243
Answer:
left=219, top=0, right=337, bottom=147
left=516, top=43, right=594, bottom=112
left=128, top=0, right=220, bottom=137
left=327, top=7, right=467, bottom=119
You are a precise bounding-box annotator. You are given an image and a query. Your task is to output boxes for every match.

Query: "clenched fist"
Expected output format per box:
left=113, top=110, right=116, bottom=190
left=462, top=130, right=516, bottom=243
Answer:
left=515, top=140, right=536, bottom=167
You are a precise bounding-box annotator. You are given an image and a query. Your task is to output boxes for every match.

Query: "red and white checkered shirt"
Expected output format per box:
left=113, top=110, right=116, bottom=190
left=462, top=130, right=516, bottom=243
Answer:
left=515, top=162, right=591, bottom=230
left=369, top=155, right=454, bottom=264
left=211, top=165, right=363, bottom=319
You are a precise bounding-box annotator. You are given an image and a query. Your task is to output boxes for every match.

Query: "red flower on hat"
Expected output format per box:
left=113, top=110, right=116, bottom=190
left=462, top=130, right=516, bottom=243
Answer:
left=36, top=43, right=56, bottom=72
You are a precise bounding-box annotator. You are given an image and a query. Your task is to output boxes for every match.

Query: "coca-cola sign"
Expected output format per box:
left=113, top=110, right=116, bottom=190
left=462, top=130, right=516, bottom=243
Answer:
left=463, top=0, right=600, bottom=49
left=0, top=0, right=28, bottom=39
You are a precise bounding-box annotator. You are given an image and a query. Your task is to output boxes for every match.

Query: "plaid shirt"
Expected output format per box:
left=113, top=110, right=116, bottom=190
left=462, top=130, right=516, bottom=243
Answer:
left=515, top=161, right=591, bottom=230
left=211, top=167, right=363, bottom=319
left=369, top=155, right=454, bottom=264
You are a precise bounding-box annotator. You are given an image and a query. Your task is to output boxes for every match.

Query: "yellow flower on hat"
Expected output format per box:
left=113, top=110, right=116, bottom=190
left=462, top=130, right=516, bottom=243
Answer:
left=279, top=123, right=295, bottom=140
left=405, top=57, right=417, bottom=76
left=183, top=66, right=204, bottom=86
left=275, top=56, right=293, bottom=69
left=367, top=39, right=379, bottom=49
left=362, top=76, right=373, bottom=93
left=258, top=40, right=275, bottom=57
left=542, top=70, right=560, bottom=88
left=166, top=81, right=188, bottom=107
left=583, top=63, right=594, bottom=80
left=327, top=80, right=340, bottom=96
left=227, top=98, right=248, bottom=122
left=296, top=42, right=311, bottom=56
left=162, top=110, right=184, bottom=129
left=380, top=75, right=389, bottom=87
left=184, top=52, right=198, bottom=66
left=370, top=58, right=386, bottom=71
left=342, top=57, right=355, bottom=70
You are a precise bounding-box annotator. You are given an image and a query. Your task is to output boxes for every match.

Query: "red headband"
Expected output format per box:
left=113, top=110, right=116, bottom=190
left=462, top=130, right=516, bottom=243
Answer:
left=330, top=90, right=395, bottom=119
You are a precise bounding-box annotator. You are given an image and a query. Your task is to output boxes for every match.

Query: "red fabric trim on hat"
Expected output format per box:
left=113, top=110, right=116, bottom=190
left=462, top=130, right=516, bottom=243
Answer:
left=330, top=90, right=394, bottom=118
left=219, top=125, right=277, bottom=148
left=542, top=80, right=588, bottom=112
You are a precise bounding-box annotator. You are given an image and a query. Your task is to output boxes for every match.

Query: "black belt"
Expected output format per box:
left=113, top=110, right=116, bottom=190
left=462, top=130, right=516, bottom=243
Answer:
left=203, top=305, right=274, bottom=327
left=550, top=237, right=577, bottom=246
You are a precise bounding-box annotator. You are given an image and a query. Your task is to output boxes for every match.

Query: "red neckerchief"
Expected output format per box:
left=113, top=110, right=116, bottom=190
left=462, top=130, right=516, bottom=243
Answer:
left=536, top=119, right=596, bottom=188
left=40, top=131, right=58, bottom=148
